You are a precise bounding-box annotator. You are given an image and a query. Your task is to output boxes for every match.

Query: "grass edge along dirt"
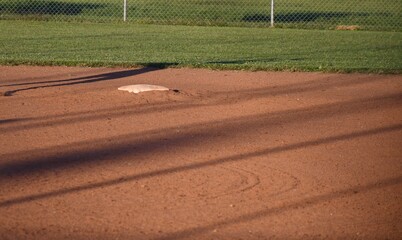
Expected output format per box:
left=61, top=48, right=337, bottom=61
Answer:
left=0, top=20, right=401, bottom=74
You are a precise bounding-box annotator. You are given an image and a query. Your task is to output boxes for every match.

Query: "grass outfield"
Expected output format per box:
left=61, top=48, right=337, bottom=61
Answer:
left=0, top=20, right=401, bottom=73
left=0, top=0, right=401, bottom=30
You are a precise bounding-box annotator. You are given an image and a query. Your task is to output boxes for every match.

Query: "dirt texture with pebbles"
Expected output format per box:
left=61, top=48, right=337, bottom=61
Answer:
left=0, top=66, right=401, bottom=239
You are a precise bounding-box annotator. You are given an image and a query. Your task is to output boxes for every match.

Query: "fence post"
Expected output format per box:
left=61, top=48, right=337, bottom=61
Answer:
left=271, top=0, right=274, bottom=27
left=123, top=0, right=127, bottom=21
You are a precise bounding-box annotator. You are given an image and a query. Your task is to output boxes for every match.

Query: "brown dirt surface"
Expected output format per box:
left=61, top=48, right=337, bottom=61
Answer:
left=0, top=65, right=401, bottom=240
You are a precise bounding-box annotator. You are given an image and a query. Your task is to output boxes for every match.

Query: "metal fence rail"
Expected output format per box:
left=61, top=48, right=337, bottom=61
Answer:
left=0, top=0, right=401, bottom=31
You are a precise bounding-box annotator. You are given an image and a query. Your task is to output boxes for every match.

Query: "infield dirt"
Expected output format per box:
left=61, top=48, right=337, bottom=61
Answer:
left=0, top=66, right=401, bottom=239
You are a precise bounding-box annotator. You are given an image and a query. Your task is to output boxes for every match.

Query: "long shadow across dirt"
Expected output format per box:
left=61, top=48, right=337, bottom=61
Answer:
left=1, top=123, right=401, bottom=208
left=0, top=73, right=390, bottom=133
left=155, top=175, right=402, bottom=240
left=1, top=66, right=401, bottom=239
left=0, top=92, right=400, bottom=182
left=2, top=67, right=159, bottom=96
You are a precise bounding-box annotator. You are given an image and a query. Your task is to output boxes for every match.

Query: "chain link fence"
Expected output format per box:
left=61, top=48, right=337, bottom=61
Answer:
left=1, top=0, right=401, bottom=31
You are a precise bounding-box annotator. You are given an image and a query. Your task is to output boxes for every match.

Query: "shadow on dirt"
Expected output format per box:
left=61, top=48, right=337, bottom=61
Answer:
left=1, top=70, right=401, bottom=207
left=157, top=175, right=402, bottom=240
left=1, top=63, right=178, bottom=89
left=3, top=66, right=160, bottom=96
left=0, top=123, right=401, bottom=207
left=0, top=74, right=393, bottom=133
left=0, top=119, right=27, bottom=125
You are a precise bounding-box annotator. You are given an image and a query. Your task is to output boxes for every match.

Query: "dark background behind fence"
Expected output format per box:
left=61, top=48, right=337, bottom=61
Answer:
left=0, top=0, right=401, bottom=31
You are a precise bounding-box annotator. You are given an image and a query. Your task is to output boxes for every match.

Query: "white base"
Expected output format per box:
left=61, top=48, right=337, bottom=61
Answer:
left=118, top=84, right=169, bottom=94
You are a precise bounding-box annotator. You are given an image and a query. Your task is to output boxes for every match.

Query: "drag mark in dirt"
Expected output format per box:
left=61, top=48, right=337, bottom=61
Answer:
left=217, top=166, right=261, bottom=196
left=208, top=166, right=300, bottom=200
left=154, top=175, right=402, bottom=240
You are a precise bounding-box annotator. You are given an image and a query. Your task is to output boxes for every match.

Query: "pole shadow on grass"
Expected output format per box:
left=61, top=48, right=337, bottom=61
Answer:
left=203, top=58, right=304, bottom=66
left=205, top=58, right=280, bottom=65
left=0, top=123, right=401, bottom=208
left=242, top=11, right=378, bottom=23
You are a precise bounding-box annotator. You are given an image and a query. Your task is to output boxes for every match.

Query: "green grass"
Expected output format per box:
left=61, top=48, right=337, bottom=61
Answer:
left=0, top=0, right=401, bottom=30
left=0, top=20, right=401, bottom=73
